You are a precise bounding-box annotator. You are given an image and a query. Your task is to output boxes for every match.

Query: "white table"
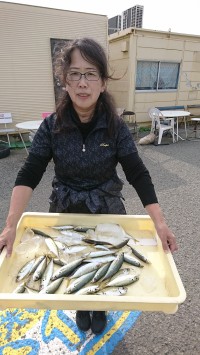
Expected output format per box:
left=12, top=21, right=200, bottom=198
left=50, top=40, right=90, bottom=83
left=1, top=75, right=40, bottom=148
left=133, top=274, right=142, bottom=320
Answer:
left=161, top=110, right=190, bottom=141
left=15, top=120, right=43, bottom=154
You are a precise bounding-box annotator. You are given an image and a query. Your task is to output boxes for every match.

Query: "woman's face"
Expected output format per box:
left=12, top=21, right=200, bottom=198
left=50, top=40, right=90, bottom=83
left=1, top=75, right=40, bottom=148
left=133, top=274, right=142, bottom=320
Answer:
left=65, top=49, right=106, bottom=119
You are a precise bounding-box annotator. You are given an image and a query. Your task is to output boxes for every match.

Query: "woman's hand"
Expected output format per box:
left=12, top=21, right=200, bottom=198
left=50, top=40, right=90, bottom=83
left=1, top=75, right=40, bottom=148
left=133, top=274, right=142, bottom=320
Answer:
left=155, top=221, right=178, bottom=253
left=0, top=225, right=16, bottom=257
left=145, top=203, right=178, bottom=253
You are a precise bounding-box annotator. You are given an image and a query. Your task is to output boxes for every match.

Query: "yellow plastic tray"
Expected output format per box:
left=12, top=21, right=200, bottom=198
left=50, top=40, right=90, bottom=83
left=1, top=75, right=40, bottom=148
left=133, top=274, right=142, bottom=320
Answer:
left=0, top=212, right=186, bottom=314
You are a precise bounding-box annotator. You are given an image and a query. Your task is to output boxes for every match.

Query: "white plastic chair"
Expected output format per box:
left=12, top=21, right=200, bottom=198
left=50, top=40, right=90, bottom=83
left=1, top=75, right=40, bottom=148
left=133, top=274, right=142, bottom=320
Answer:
left=148, top=107, right=175, bottom=145
left=0, top=112, right=28, bottom=152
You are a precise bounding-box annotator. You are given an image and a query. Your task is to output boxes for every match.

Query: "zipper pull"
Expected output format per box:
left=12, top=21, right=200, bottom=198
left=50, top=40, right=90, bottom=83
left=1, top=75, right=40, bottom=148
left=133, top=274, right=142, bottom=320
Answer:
left=82, top=144, right=86, bottom=152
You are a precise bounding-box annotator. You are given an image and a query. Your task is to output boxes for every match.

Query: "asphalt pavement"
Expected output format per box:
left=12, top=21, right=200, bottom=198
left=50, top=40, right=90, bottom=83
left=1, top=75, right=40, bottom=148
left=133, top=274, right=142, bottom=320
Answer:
left=0, top=133, right=199, bottom=355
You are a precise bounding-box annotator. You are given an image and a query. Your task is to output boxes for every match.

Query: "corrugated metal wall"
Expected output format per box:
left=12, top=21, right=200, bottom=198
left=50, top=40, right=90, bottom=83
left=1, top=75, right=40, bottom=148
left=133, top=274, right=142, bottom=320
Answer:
left=0, top=2, right=108, bottom=125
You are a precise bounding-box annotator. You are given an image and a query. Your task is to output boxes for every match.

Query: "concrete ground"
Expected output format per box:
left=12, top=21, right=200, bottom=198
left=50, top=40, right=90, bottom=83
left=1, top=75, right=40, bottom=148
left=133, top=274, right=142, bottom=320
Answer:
left=0, top=132, right=199, bottom=354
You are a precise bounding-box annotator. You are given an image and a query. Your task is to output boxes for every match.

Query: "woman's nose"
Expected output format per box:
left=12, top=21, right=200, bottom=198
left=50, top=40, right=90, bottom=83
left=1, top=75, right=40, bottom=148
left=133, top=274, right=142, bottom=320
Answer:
left=78, top=75, right=88, bottom=86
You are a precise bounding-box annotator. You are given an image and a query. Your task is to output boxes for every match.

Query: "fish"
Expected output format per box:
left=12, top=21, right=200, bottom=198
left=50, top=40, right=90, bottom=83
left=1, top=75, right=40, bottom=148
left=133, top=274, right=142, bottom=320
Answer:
left=39, top=277, right=64, bottom=294
left=45, top=238, right=59, bottom=257
left=128, top=245, right=151, bottom=264
left=40, top=258, right=54, bottom=290
left=83, top=229, right=129, bottom=249
left=51, top=225, right=74, bottom=230
left=75, top=285, right=100, bottom=295
left=16, top=258, right=36, bottom=282
left=91, top=262, right=112, bottom=283
left=84, top=255, right=116, bottom=263
left=124, top=253, right=144, bottom=268
left=13, top=282, right=26, bottom=293
left=53, top=258, right=66, bottom=266
left=51, top=257, right=84, bottom=281
left=97, top=286, right=128, bottom=296
left=31, top=228, right=52, bottom=238
left=70, top=262, right=102, bottom=279
left=32, top=256, right=47, bottom=281
left=64, top=271, right=96, bottom=294
left=87, top=250, right=116, bottom=258
left=102, top=252, right=124, bottom=281
left=73, top=226, right=95, bottom=233
left=63, top=245, right=88, bottom=254
left=106, top=274, right=139, bottom=287
left=30, top=255, right=46, bottom=274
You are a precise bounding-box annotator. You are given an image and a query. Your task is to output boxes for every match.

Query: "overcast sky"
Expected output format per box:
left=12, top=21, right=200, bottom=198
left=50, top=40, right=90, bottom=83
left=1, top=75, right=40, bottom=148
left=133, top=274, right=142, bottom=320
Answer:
left=3, top=0, right=200, bottom=36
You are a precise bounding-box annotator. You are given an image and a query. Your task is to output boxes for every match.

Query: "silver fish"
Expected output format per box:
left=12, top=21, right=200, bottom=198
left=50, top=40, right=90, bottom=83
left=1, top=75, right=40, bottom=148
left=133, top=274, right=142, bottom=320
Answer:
left=40, top=258, right=54, bottom=290
left=70, top=262, right=102, bottom=279
left=31, top=228, right=52, bottom=238
left=63, top=245, right=88, bottom=254
left=73, top=226, right=95, bottom=232
left=84, top=255, right=116, bottom=263
left=53, top=258, right=66, bottom=266
left=51, top=258, right=84, bottom=281
left=88, top=250, right=116, bottom=258
left=40, top=277, right=64, bottom=294
left=30, top=255, right=46, bottom=274
left=106, top=274, right=139, bottom=287
left=124, top=253, right=144, bottom=268
left=32, top=257, right=47, bottom=281
left=128, top=245, right=151, bottom=264
left=13, top=282, right=26, bottom=293
left=97, top=286, right=128, bottom=296
left=16, top=258, right=36, bottom=282
left=52, top=225, right=74, bottom=230
left=45, top=238, right=59, bottom=257
left=91, top=262, right=112, bottom=283
left=65, top=271, right=96, bottom=294
left=76, top=285, right=100, bottom=295
left=102, top=252, right=124, bottom=281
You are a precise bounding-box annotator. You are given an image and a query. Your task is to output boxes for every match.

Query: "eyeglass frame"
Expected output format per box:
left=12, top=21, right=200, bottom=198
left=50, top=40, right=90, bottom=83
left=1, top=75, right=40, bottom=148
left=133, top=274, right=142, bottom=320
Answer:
left=66, top=71, right=101, bottom=82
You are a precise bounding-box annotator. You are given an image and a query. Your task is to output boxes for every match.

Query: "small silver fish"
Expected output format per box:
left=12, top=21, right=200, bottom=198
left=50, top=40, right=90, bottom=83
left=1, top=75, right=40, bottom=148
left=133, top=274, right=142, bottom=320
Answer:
left=45, top=238, right=59, bottom=257
left=32, top=257, right=47, bottom=281
left=73, top=226, right=95, bottom=233
left=65, top=271, right=96, bottom=294
left=40, top=277, right=64, bottom=294
left=97, top=286, right=128, bottom=296
left=76, top=285, right=100, bottom=295
left=16, top=258, right=36, bottom=282
left=13, top=282, right=26, bottom=293
left=124, top=253, right=144, bottom=268
left=91, top=262, right=111, bottom=283
left=52, top=225, right=74, bottom=230
left=40, top=258, right=54, bottom=290
left=106, top=274, right=139, bottom=287
left=70, top=262, right=102, bottom=279
left=128, top=245, right=151, bottom=264
left=51, top=258, right=84, bottom=281
left=102, top=252, right=124, bottom=281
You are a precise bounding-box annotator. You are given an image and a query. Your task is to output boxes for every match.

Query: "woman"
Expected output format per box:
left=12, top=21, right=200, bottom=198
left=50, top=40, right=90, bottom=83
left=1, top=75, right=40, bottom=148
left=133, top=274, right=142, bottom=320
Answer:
left=0, top=37, right=177, bottom=334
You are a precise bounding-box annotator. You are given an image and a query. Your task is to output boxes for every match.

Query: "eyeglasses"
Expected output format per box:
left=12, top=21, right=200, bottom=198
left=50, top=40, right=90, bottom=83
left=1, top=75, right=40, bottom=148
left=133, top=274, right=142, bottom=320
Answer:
left=66, top=71, right=100, bottom=81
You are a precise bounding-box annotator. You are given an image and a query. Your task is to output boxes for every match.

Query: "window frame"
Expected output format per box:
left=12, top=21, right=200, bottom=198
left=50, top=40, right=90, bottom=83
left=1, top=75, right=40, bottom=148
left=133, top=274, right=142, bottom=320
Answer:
left=135, top=60, right=180, bottom=92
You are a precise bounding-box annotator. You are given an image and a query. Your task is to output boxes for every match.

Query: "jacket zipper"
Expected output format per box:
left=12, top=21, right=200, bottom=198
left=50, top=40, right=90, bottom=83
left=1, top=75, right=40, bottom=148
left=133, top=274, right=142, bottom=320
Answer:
left=82, top=144, right=86, bottom=152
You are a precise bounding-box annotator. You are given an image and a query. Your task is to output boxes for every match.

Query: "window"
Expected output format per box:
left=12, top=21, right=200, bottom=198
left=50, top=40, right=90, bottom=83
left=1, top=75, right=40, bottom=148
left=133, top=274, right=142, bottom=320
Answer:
left=136, top=61, right=180, bottom=91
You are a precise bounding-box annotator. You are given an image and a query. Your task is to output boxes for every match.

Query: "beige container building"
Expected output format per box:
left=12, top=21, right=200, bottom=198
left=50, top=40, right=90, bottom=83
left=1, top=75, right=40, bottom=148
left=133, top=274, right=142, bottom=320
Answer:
left=0, top=2, right=108, bottom=125
left=108, top=28, right=200, bottom=124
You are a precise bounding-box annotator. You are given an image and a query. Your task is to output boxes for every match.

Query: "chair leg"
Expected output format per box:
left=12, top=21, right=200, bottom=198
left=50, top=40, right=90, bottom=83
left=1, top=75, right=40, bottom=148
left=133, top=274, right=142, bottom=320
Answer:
left=158, top=130, right=163, bottom=144
left=18, top=132, right=29, bottom=154
left=6, top=134, right=11, bottom=147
